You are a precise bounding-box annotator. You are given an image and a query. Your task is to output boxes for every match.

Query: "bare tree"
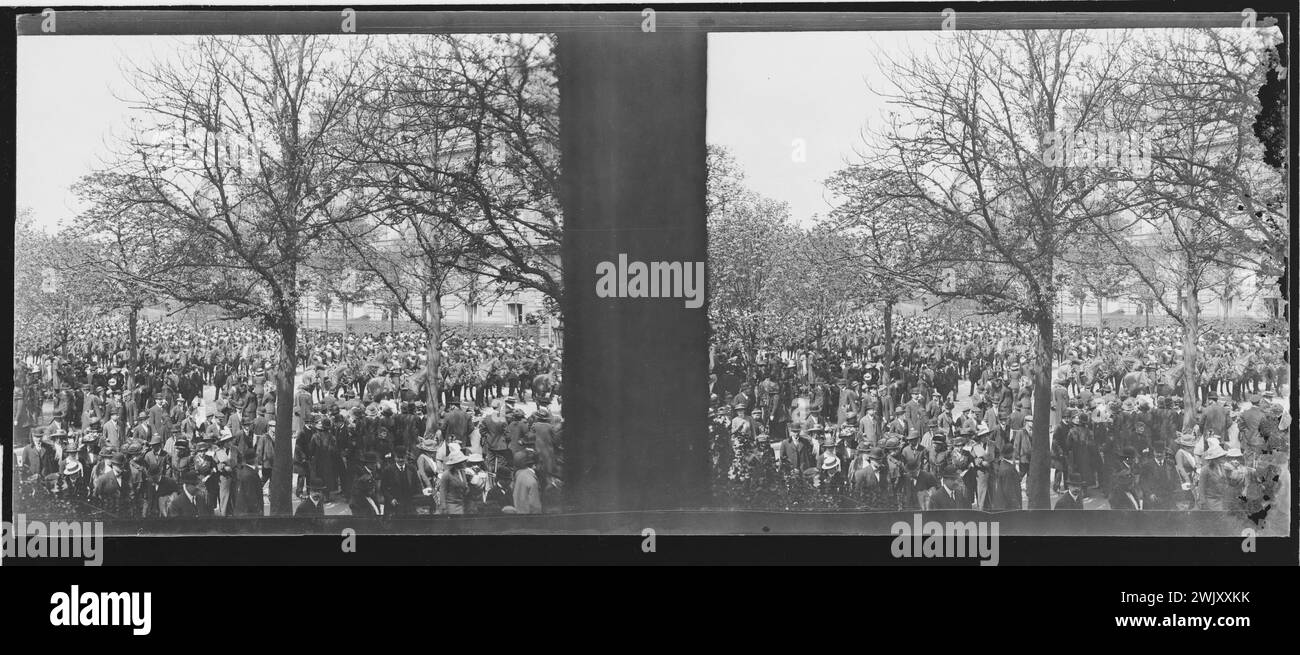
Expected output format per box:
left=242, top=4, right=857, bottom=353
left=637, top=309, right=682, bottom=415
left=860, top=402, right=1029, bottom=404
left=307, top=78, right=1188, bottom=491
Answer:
left=823, top=167, right=939, bottom=386
left=1098, top=28, right=1283, bottom=427
left=64, top=172, right=185, bottom=406
left=838, top=30, right=1140, bottom=508
left=98, top=35, right=387, bottom=514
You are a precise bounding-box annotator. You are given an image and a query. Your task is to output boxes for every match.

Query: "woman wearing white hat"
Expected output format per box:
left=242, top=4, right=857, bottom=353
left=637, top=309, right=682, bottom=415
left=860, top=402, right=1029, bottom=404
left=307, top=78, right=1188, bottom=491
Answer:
left=1196, top=442, right=1230, bottom=510
left=437, top=449, right=469, bottom=515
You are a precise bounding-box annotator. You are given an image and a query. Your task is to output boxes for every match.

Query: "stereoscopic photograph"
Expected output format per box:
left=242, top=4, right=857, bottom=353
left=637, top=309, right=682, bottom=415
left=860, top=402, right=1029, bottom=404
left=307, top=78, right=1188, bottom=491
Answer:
left=14, top=32, right=564, bottom=525
left=705, top=27, right=1290, bottom=533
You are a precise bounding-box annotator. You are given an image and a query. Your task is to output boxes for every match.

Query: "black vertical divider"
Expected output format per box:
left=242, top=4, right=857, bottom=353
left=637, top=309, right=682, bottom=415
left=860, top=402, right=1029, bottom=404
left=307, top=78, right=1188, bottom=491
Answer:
left=558, top=31, right=711, bottom=512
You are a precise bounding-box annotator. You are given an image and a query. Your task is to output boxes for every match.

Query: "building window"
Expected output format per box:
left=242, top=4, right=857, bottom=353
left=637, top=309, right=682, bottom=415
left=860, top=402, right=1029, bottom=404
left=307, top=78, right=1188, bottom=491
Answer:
left=507, top=303, right=524, bottom=324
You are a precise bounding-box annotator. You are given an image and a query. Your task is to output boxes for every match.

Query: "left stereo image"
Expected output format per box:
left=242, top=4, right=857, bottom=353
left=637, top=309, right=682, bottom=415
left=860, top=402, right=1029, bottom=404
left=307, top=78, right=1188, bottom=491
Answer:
left=13, top=33, right=566, bottom=527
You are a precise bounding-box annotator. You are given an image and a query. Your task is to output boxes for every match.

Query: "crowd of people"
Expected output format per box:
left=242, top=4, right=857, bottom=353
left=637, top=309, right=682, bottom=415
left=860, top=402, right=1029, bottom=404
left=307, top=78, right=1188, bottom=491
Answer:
left=14, top=318, right=564, bottom=519
left=709, top=314, right=1290, bottom=521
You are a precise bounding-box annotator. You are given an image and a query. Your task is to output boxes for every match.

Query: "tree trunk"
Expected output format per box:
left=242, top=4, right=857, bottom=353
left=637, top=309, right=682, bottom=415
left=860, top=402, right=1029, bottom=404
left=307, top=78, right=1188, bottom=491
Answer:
left=323, top=303, right=330, bottom=332
left=1182, top=282, right=1200, bottom=430
left=426, top=289, right=442, bottom=433
left=1096, top=297, right=1105, bottom=332
left=270, top=318, right=298, bottom=515
left=1078, top=300, right=1084, bottom=326
left=1028, top=314, right=1054, bottom=509
left=342, top=301, right=349, bottom=334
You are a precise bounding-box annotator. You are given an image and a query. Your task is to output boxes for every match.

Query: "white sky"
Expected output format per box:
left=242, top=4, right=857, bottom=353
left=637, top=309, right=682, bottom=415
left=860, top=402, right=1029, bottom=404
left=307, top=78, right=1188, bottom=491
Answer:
left=16, top=35, right=195, bottom=232
left=708, top=31, right=938, bottom=226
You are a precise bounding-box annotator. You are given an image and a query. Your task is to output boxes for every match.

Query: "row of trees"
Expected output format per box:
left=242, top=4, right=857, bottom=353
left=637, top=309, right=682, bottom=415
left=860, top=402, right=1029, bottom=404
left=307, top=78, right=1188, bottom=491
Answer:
left=18, top=34, right=561, bottom=515
left=709, top=27, right=1287, bottom=509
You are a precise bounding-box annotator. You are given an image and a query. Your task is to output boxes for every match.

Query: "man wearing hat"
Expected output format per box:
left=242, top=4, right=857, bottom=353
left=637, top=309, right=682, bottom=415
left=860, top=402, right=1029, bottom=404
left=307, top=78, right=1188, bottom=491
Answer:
left=292, top=384, right=313, bottom=436
left=20, top=430, right=53, bottom=480
left=295, top=478, right=328, bottom=516
left=510, top=451, right=543, bottom=514
left=381, top=444, right=421, bottom=516
left=904, top=388, right=925, bottom=440
left=851, top=447, right=893, bottom=510
left=308, top=417, right=339, bottom=501
left=987, top=444, right=1022, bottom=510
left=93, top=453, right=127, bottom=513
left=900, top=431, right=930, bottom=478
left=886, top=406, right=909, bottom=440
left=350, top=451, right=383, bottom=516
left=1107, top=470, right=1141, bottom=510
left=81, top=385, right=104, bottom=432
left=745, top=432, right=778, bottom=489
left=168, top=470, right=213, bottom=518
left=1201, top=393, right=1228, bottom=439
left=213, top=428, right=241, bottom=516
left=142, top=433, right=169, bottom=517
left=1053, top=473, right=1088, bottom=510
left=1237, top=394, right=1266, bottom=453
left=1140, top=442, right=1180, bottom=510
left=441, top=398, right=471, bottom=443
left=255, top=419, right=276, bottom=494
left=529, top=407, right=563, bottom=513
left=929, top=465, right=969, bottom=510
left=778, top=424, right=815, bottom=475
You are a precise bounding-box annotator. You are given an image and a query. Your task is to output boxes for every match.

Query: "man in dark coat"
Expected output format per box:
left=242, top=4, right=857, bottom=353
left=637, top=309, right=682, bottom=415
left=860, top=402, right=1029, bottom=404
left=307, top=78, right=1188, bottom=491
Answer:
left=441, top=400, right=471, bottom=443
left=1108, top=470, right=1141, bottom=510
left=1200, top=395, right=1228, bottom=439
left=986, top=444, right=1022, bottom=510
left=349, top=452, right=382, bottom=515
left=309, top=420, right=338, bottom=500
left=295, top=478, right=328, bottom=517
left=1140, top=442, right=1181, bottom=510
left=511, top=452, right=543, bottom=514
left=481, top=405, right=511, bottom=473
left=255, top=421, right=276, bottom=490
left=233, top=447, right=264, bottom=516
left=379, top=445, right=421, bottom=516
left=168, top=470, right=213, bottom=518
left=1238, top=396, right=1266, bottom=450
left=851, top=447, right=893, bottom=509
left=1054, top=473, right=1088, bottom=509
left=529, top=409, right=563, bottom=512
left=929, top=465, right=969, bottom=510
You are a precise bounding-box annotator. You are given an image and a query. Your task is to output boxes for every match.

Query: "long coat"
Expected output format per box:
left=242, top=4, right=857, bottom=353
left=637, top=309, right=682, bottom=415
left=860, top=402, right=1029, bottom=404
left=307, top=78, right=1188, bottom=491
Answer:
left=380, top=461, right=422, bottom=515
left=512, top=468, right=542, bottom=514
left=233, top=464, right=264, bottom=516
left=986, top=459, right=1022, bottom=510
left=530, top=420, right=563, bottom=482
left=437, top=469, right=468, bottom=515
left=309, top=429, right=338, bottom=489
